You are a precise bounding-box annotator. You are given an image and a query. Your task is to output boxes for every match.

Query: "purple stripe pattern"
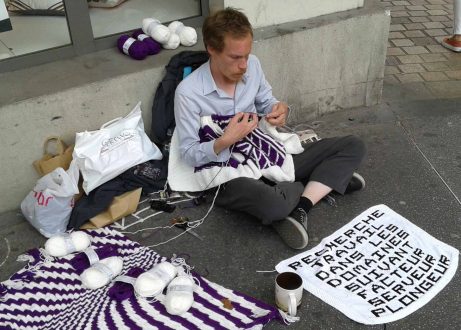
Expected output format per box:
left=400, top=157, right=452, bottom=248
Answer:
left=196, top=114, right=286, bottom=172
left=0, top=227, right=279, bottom=329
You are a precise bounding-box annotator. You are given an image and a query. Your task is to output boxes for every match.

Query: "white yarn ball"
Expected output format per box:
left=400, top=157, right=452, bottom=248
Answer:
left=168, top=21, right=197, bottom=46
left=71, top=232, right=91, bottom=251
left=163, top=33, right=180, bottom=50
left=167, top=21, right=183, bottom=33
left=80, top=256, right=123, bottom=290
left=142, top=18, right=155, bottom=34
left=44, top=231, right=91, bottom=257
left=143, top=18, right=170, bottom=44
left=179, top=27, right=197, bottom=46
left=134, top=262, right=177, bottom=297
left=165, top=275, right=195, bottom=315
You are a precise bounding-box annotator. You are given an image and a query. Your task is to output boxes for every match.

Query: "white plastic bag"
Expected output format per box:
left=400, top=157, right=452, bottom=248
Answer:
left=73, top=102, right=162, bottom=194
left=21, top=161, right=80, bottom=238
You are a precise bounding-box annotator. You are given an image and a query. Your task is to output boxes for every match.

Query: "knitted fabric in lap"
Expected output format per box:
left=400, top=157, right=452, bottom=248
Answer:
left=0, top=228, right=280, bottom=329
left=197, top=115, right=287, bottom=171
left=168, top=115, right=304, bottom=192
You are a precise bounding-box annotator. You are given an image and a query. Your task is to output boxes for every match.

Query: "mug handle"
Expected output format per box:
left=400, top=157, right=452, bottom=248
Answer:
left=287, top=292, right=297, bottom=316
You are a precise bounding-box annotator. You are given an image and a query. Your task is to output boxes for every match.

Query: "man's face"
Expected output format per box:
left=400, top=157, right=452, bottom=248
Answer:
left=208, top=33, right=253, bottom=83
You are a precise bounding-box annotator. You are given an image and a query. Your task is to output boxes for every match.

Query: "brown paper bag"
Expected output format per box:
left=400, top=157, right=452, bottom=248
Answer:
left=84, top=188, right=142, bottom=229
left=33, top=136, right=74, bottom=176
left=80, top=222, right=97, bottom=230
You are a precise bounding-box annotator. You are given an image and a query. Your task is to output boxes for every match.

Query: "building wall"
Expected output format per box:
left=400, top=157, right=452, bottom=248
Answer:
left=0, top=0, right=389, bottom=213
left=210, top=0, right=364, bottom=28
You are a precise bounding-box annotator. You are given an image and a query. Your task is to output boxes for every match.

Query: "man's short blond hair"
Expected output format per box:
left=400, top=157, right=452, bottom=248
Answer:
left=202, top=7, right=253, bottom=52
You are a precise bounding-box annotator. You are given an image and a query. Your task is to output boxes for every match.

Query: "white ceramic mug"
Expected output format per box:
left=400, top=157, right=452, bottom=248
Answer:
left=275, top=272, right=303, bottom=316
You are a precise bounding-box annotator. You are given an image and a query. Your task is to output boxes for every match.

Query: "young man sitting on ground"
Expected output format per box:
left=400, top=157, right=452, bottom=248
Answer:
left=171, top=8, right=366, bottom=249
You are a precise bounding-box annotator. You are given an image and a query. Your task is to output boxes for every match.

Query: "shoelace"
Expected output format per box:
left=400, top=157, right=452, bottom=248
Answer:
left=297, top=208, right=308, bottom=227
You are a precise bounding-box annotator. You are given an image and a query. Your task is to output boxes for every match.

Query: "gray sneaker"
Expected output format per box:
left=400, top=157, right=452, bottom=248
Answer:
left=345, top=172, right=366, bottom=194
left=272, top=208, right=309, bottom=249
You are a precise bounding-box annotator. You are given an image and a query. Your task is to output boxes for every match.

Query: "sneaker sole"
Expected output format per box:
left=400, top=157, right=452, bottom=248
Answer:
left=272, top=217, right=309, bottom=250
left=441, top=39, right=461, bottom=52
left=352, top=172, right=366, bottom=190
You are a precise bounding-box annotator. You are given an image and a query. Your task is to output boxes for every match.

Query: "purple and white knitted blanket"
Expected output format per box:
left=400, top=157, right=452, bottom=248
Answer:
left=168, top=115, right=304, bottom=192
left=0, top=228, right=280, bottom=329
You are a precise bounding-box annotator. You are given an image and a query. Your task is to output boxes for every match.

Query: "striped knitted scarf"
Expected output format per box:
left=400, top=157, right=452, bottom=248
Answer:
left=168, top=115, right=304, bottom=192
left=196, top=115, right=287, bottom=171
left=0, top=228, right=280, bottom=329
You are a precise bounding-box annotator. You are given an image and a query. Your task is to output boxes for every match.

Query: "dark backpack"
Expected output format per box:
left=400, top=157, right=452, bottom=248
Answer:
left=150, top=50, right=209, bottom=147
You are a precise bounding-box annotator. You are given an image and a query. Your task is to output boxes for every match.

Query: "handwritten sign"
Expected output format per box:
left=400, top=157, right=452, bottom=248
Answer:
left=276, top=205, right=459, bottom=324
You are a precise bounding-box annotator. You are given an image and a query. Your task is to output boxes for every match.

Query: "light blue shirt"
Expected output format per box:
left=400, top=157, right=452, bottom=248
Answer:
left=174, top=54, right=278, bottom=166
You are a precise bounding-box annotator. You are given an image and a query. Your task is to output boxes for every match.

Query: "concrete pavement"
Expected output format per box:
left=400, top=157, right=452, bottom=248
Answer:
left=1, top=82, right=460, bottom=329
left=1, top=1, right=460, bottom=327
left=383, top=0, right=461, bottom=99
left=382, top=0, right=461, bottom=87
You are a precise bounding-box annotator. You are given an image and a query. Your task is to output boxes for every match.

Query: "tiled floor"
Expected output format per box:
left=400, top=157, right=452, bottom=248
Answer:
left=381, top=0, right=461, bottom=84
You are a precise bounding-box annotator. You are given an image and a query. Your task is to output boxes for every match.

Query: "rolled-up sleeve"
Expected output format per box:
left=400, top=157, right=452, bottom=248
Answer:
left=174, top=91, right=231, bottom=167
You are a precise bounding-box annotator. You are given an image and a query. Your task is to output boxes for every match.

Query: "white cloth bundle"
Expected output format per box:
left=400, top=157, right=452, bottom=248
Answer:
left=276, top=204, right=460, bottom=324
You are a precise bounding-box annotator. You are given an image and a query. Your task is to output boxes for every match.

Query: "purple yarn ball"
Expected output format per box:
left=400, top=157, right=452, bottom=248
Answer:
left=69, top=245, right=119, bottom=275
left=126, top=267, right=146, bottom=278
left=108, top=283, right=133, bottom=301
left=131, top=28, right=144, bottom=39
left=108, top=267, right=145, bottom=301
left=117, top=35, right=149, bottom=60
left=132, top=29, right=161, bottom=55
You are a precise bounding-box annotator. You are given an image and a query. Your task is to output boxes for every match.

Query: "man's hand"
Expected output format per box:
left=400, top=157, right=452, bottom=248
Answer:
left=266, top=102, right=288, bottom=127
left=213, top=112, right=258, bottom=155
